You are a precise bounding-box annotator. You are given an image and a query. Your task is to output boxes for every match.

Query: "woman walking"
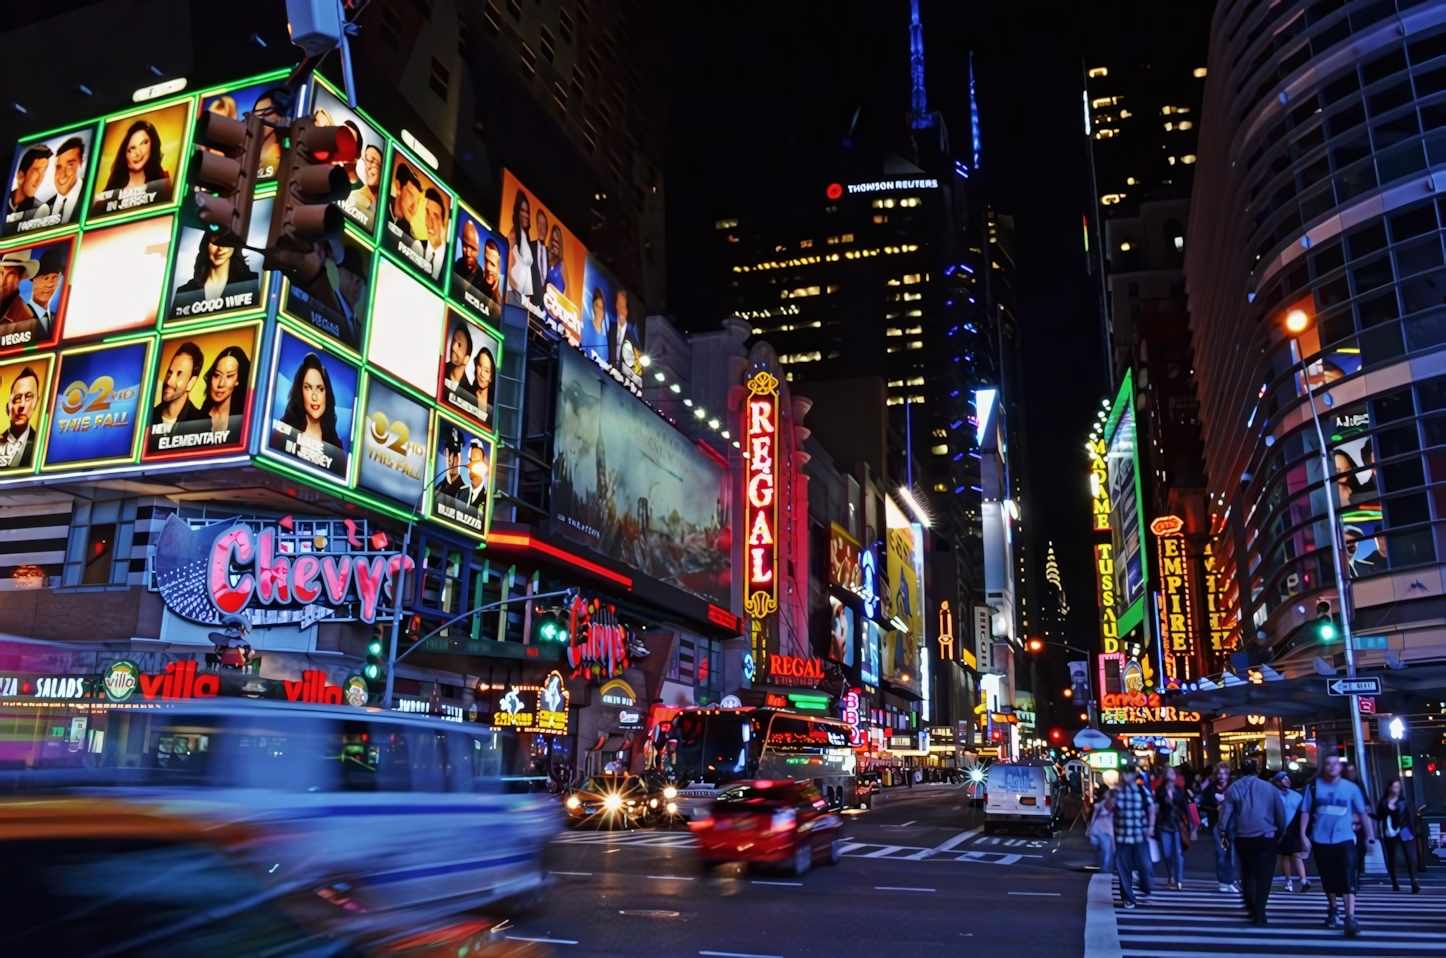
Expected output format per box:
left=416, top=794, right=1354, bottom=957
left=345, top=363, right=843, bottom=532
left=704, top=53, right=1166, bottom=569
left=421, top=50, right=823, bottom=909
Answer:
left=1089, top=788, right=1117, bottom=875
left=1155, top=766, right=1189, bottom=889
left=1375, top=777, right=1421, bottom=893
left=1196, top=763, right=1237, bottom=892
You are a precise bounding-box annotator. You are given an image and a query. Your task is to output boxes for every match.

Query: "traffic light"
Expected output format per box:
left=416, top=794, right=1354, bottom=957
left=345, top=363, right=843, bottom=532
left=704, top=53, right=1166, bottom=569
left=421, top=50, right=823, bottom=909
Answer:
left=190, top=110, right=266, bottom=247
left=1049, top=728, right=1064, bottom=743
left=1315, top=600, right=1337, bottom=642
left=534, top=609, right=569, bottom=644
left=264, top=118, right=357, bottom=274
left=364, top=630, right=384, bottom=692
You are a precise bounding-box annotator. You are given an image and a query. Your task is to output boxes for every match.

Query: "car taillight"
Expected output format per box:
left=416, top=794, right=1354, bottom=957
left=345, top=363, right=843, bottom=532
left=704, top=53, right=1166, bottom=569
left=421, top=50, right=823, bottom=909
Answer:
left=689, top=814, right=714, bottom=831
left=768, top=809, right=797, bottom=834
left=1044, top=795, right=1051, bottom=806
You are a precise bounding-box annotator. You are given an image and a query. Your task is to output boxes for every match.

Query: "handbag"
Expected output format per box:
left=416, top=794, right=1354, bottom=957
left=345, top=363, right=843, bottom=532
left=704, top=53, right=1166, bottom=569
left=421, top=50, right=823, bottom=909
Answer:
left=1187, top=801, right=1201, bottom=830
left=1148, top=836, right=1162, bottom=863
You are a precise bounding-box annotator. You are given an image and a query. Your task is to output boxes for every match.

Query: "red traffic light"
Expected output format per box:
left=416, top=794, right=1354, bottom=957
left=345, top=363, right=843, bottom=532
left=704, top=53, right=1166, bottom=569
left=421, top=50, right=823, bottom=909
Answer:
left=1027, top=638, right=1044, bottom=652
left=265, top=118, right=355, bottom=271
left=825, top=182, right=843, bottom=200
left=1049, top=728, right=1063, bottom=742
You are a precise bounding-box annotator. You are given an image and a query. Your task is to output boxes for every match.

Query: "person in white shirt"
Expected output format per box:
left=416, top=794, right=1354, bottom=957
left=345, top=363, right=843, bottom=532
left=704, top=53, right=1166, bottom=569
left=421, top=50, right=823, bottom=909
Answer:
left=505, top=190, right=534, bottom=305
left=41, top=137, right=85, bottom=225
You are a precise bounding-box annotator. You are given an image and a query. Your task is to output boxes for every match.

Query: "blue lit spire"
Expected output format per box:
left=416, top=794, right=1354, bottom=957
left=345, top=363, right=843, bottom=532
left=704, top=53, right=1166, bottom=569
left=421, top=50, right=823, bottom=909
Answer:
left=970, top=52, right=981, bottom=167
left=909, top=0, right=935, bottom=130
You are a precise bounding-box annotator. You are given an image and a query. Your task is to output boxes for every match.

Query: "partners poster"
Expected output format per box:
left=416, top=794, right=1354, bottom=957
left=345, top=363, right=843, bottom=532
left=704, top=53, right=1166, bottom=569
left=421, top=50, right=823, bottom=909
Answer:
left=3, top=123, right=95, bottom=238
left=382, top=148, right=452, bottom=288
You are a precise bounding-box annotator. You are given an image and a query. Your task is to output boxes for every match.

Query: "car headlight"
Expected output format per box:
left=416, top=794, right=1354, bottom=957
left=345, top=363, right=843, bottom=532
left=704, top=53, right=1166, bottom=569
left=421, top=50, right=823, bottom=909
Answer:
left=566, top=796, right=581, bottom=809
left=667, top=802, right=678, bottom=814
left=604, top=793, right=623, bottom=811
left=650, top=798, right=659, bottom=808
left=663, top=786, right=678, bottom=800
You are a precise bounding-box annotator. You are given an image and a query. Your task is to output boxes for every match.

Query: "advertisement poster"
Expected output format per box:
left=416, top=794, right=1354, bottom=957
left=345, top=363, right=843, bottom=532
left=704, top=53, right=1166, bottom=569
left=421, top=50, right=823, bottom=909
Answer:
left=0, top=354, right=52, bottom=474
left=449, top=203, right=506, bottom=324
left=1106, top=375, right=1145, bottom=616
left=1330, top=401, right=1386, bottom=577
left=368, top=257, right=444, bottom=393
left=87, top=100, right=191, bottom=223
left=861, top=619, right=881, bottom=688
left=197, top=78, right=288, bottom=182
left=580, top=253, right=644, bottom=393
left=382, top=149, right=451, bottom=287
left=266, top=331, right=358, bottom=482
left=884, top=502, right=920, bottom=695
left=310, top=82, right=384, bottom=233
left=142, top=324, right=258, bottom=460
left=3, top=123, right=95, bottom=238
left=551, top=347, right=729, bottom=605
left=429, top=416, right=493, bottom=537
left=280, top=229, right=373, bottom=352
left=828, top=595, right=856, bottom=667
left=498, top=170, right=586, bottom=344
left=64, top=215, right=173, bottom=340
left=165, top=196, right=273, bottom=324
left=438, top=309, right=501, bottom=430
left=44, top=340, right=149, bottom=467
left=0, top=234, right=73, bottom=352
left=358, top=377, right=430, bottom=505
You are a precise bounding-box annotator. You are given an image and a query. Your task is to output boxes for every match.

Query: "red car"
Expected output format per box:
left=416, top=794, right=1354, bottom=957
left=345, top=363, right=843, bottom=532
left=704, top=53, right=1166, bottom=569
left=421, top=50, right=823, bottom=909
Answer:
left=689, top=780, right=843, bottom=875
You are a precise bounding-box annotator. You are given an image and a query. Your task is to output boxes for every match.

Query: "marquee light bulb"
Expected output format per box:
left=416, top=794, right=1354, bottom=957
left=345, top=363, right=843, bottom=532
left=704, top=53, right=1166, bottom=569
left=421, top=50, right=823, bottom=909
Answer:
left=639, top=354, right=652, bottom=367
left=1285, top=308, right=1310, bottom=333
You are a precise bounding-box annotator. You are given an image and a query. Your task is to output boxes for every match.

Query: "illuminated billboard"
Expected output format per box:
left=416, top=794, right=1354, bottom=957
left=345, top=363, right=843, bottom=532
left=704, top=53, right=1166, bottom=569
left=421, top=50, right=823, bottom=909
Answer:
left=883, top=498, right=921, bottom=695
left=448, top=202, right=506, bottom=324
left=357, top=376, right=430, bottom=505
left=552, top=346, right=729, bottom=604
left=43, top=340, right=150, bottom=468
left=828, top=595, right=855, bottom=667
left=64, top=215, right=173, bottom=340
left=1104, top=370, right=1147, bottom=634
left=369, top=257, right=445, bottom=394
left=0, top=354, right=52, bottom=474
left=428, top=414, right=493, bottom=537
left=86, top=99, right=192, bottom=224
left=165, top=196, right=273, bottom=324
left=579, top=253, right=644, bottom=394
left=3, top=122, right=95, bottom=238
left=280, top=229, right=373, bottom=353
left=438, top=308, right=502, bottom=430
left=0, top=234, right=73, bottom=353
left=143, top=324, right=258, bottom=461
left=197, top=78, right=288, bottom=182
left=265, top=330, right=358, bottom=483
left=499, top=170, right=586, bottom=343
left=309, top=81, right=384, bottom=233
left=743, top=370, right=779, bottom=620
left=382, top=148, right=451, bottom=287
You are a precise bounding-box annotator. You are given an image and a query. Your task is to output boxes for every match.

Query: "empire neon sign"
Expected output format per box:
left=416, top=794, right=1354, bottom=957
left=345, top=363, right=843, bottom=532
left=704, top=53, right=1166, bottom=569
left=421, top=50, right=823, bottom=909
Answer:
left=744, top=370, right=780, bottom=620
left=1150, top=515, right=1195, bottom=685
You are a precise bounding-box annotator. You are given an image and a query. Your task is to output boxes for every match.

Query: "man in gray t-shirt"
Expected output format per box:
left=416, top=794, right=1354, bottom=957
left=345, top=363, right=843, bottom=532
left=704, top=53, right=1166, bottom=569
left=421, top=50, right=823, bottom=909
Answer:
left=1300, top=756, right=1376, bottom=938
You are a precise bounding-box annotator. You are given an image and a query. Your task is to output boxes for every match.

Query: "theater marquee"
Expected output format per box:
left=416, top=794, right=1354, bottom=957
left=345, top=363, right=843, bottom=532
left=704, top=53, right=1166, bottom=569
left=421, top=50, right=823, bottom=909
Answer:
left=744, top=370, right=780, bottom=620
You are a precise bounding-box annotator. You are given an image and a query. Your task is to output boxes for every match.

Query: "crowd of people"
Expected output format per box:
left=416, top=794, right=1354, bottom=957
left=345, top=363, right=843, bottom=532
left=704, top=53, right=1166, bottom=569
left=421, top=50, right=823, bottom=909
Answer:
left=1087, top=756, right=1418, bottom=938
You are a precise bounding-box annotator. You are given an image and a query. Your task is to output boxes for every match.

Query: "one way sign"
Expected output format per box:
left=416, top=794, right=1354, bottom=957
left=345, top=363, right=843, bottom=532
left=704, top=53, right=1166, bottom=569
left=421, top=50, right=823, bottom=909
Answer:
left=1327, top=677, right=1383, bottom=696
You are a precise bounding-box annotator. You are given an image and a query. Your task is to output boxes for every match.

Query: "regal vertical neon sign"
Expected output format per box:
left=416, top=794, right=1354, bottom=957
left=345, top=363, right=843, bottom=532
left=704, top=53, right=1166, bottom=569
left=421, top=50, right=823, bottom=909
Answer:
left=744, top=370, right=780, bottom=620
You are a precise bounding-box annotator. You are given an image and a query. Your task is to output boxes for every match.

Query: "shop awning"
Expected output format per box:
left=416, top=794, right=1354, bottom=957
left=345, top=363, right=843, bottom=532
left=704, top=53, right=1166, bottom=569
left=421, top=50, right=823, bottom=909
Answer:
left=1172, top=663, right=1446, bottom=718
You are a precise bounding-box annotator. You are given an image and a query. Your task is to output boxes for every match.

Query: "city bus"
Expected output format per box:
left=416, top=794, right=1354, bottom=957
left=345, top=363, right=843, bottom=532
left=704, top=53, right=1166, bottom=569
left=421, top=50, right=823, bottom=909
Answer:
left=648, top=707, right=859, bottom=818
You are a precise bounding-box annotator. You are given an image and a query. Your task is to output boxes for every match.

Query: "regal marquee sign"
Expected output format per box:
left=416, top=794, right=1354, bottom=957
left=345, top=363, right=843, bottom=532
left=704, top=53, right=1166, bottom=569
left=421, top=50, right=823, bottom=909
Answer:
left=744, top=370, right=780, bottom=620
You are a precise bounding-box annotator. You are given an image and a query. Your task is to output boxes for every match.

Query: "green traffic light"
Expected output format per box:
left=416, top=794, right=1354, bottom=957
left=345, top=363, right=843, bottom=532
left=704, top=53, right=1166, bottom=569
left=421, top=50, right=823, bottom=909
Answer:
left=367, top=638, right=383, bottom=656
left=541, top=622, right=557, bottom=640
left=1320, top=622, right=1336, bottom=641
left=364, top=663, right=380, bottom=680
left=558, top=630, right=568, bottom=643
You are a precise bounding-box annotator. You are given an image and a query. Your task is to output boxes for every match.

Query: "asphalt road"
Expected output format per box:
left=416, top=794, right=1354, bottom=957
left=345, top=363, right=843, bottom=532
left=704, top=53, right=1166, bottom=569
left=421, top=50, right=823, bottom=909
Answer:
left=505, top=784, right=1091, bottom=958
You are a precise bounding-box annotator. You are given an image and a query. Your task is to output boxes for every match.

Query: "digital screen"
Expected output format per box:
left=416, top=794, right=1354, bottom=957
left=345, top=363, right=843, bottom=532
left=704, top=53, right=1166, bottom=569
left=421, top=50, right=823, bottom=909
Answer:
left=438, top=308, right=501, bottom=430
left=266, top=330, right=358, bottom=482
left=499, top=170, right=587, bottom=344
left=369, top=256, right=444, bottom=393
left=165, top=195, right=272, bottom=324
left=0, top=353, right=53, bottom=474
left=829, top=595, right=856, bottom=667
left=552, top=347, right=729, bottom=605
left=357, top=376, right=430, bottom=505
left=580, top=253, right=643, bottom=392
left=44, top=340, right=149, bottom=467
left=197, top=79, right=288, bottom=183
left=0, top=234, right=73, bottom=353
left=861, top=619, right=882, bottom=688
left=87, top=100, right=191, bottom=223
left=884, top=513, right=921, bottom=695
left=3, top=123, right=95, bottom=238
left=310, top=82, right=384, bottom=234
left=382, top=149, right=451, bottom=286
left=1330, top=401, right=1385, bottom=578
left=429, top=416, right=493, bottom=537
left=449, top=203, right=506, bottom=324
left=64, top=214, right=173, bottom=340
left=280, top=228, right=373, bottom=352
left=1106, top=372, right=1145, bottom=617
left=142, top=324, right=258, bottom=461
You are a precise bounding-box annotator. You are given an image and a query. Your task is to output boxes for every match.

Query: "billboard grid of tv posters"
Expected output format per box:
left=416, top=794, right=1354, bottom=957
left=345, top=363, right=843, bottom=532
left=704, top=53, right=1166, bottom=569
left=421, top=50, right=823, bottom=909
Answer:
left=428, top=412, right=494, bottom=538
left=0, top=353, right=53, bottom=475
left=43, top=339, right=151, bottom=469
left=0, top=232, right=75, bottom=354
left=143, top=323, right=259, bottom=461
left=551, top=347, right=730, bottom=605
left=4, top=122, right=95, bottom=239
left=357, top=374, right=431, bottom=506
left=86, top=98, right=194, bottom=226
left=265, top=328, right=359, bottom=484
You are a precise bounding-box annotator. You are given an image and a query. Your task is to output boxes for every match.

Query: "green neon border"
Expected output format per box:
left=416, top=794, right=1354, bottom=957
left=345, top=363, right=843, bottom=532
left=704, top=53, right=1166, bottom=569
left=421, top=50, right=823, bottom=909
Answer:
left=0, top=351, right=56, bottom=478
left=363, top=252, right=450, bottom=397
left=0, top=224, right=82, bottom=358
left=1101, top=369, right=1150, bottom=610
left=353, top=370, right=435, bottom=508
left=81, top=95, right=198, bottom=231
left=140, top=319, right=263, bottom=465
left=424, top=407, right=496, bottom=542
left=3, top=121, right=102, bottom=245
left=375, top=140, right=455, bottom=295
left=257, top=322, right=363, bottom=489
left=443, top=196, right=506, bottom=333
left=39, top=334, right=155, bottom=471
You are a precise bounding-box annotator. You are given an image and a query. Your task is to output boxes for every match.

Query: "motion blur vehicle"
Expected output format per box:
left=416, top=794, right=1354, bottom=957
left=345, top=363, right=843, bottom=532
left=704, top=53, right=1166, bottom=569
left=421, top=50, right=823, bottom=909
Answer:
left=984, top=760, right=1063, bottom=835
left=855, top=770, right=881, bottom=809
left=0, top=699, right=561, bottom=939
left=689, top=779, right=843, bottom=875
left=562, top=773, right=651, bottom=828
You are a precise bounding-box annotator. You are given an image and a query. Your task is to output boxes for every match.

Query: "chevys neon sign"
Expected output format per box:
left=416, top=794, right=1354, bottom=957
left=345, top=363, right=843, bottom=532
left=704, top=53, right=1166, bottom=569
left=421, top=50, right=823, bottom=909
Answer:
left=154, top=515, right=412, bottom=627
left=567, top=597, right=630, bottom=680
left=1150, top=515, right=1195, bottom=685
left=744, top=370, right=780, bottom=620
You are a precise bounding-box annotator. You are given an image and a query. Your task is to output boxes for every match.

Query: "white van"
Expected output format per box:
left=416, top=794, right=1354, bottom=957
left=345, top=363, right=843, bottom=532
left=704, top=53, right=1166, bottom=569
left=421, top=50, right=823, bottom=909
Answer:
left=984, top=760, right=1062, bottom=834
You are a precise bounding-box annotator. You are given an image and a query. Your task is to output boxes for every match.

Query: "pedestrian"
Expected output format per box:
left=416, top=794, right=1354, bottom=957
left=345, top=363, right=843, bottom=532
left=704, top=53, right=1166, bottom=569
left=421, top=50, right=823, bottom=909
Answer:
left=1219, top=758, right=1286, bottom=926
left=1112, top=769, right=1157, bottom=908
left=1300, top=755, right=1377, bottom=938
left=1374, top=776, right=1420, bottom=894
left=1196, top=763, right=1238, bottom=892
left=1089, top=787, right=1117, bottom=874
left=1271, top=771, right=1309, bottom=893
left=1154, top=766, right=1189, bottom=890
left=1342, top=762, right=1368, bottom=877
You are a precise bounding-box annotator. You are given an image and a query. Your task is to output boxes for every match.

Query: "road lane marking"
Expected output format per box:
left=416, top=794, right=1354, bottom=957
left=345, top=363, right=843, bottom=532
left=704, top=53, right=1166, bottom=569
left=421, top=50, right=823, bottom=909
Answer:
left=863, top=845, right=907, bottom=857
left=1083, top=873, right=1122, bottom=958
left=1009, top=891, right=1062, bottom=896
left=752, top=880, right=803, bottom=886
left=875, top=886, right=936, bottom=892
left=935, top=828, right=981, bottom=850
left=647, top=875, right=696, bottom=881
left=508, top=937, right=579, bottom=945
left=699, top=952, right=783, bottom=958
left=551, top=871, right=593, bottom=876
left=620, top=910, right=681, bottom=918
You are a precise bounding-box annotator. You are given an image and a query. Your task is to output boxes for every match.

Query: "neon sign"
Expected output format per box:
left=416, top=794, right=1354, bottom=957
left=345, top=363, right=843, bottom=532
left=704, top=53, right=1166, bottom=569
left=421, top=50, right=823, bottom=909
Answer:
left=1088, top=438, right=1111, bottom=531
left=937, top=601, right=955, bottom=660
left=1150, top=515, right=1195, bottom=685
left=566, top=597, right=630, bottom=680
left=840, top=688, right=864, bottom=747
left=768, top=654, right=824, bottom=686
left=744, top=370, right=780, bottom=620
left=490, top=670, right=570, bottom=734
left=1203, top=540, right=1233, bottom=656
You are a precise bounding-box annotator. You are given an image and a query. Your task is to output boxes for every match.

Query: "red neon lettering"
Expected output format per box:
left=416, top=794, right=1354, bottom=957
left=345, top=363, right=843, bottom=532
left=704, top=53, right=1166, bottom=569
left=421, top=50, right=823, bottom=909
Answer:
left=291, top=555, right=322, bottom=604
left=353, top=557, right=389, bottom=623
left=192, top=672, right=219, bottom=697
left=256, top=529, right=290, bottom=605
left=749, top=399, right=774, bottom=435
left=321, top=555, right=352, bottom=604
left=747, top=471, right=774, bottom=508
left=751, top=547, right=773, bottom=583
left=139, top=672, right=166, bottom=699
left=209, top=526, right=255, bottom=615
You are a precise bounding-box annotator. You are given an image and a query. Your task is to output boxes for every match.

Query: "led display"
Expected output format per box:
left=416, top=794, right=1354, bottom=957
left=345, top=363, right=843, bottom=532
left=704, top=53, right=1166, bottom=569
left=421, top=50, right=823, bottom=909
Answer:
left=3, top=123, right=95, bottom=238
left=86, top=99, right=192, bottom=224
left=438, top=308, right=501, bottom=431
left=43, top=339, right=150, bottom=468
left=0, top=353, right=52, bottom=474
left=64, top=214, right=173, bottom=340
left=357, top=375, right=430, bottom=505
left=310, top=81, right=384, bottom=233
left=0, top=233, right=73, bottom=353
left=499, top=170, right=587, bottom=344
left=448, top=202, right=506, bottom=324
left=382, top=148, right=451, bottom=287
left=580, top=253, right=643, bottom=394
left=142, top=323, right=258, bottom=461
left=280, top=228, right=373, bottom=353
left=429, top=414, right=493, bottom=537
left=860, top=618, right=881, bottom=688
left=165, top=195, right=273, bottom=324
left=368, top=256, right=444, bottom=393
left=196, top=78, right=288, bottom=183
left=266, top=330, right=358, bottom=483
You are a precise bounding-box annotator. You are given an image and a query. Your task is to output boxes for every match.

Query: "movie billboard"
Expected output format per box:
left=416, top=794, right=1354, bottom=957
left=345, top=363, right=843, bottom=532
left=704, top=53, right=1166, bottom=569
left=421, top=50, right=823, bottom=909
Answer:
left=498, top=170, right=586, bottom=344
left=580, top=253, right=644, bottom=393
left=883, top=498, right=921, bottom=695
left=265, top=330, right=358, bottom=482
left=357, top=376, right=430, bottom=505
left=449, top=202, right=506, bottom=324
left=165, top=196, right=272, bottom=324
left=280, top=229, right=373, bottom=352
left=438, top=308, right=501, bottom=430
left=3, top=123, right=95, bottom=238
left=309, top=82, right=385, bottom=233
left=86, top=100, right=191, bottom=223
left=0, top=234, right=73, bottom=353
left=369, top=257, right=445, bottom=394
left=829, top=595, right=856, bottom=667
left=382, top=148, right=451, bottom=287
left=43, top=340, right=149, bottom=468
left=1329, top=401, right=1387, bottom=578
left=0, top=354, right=52, bottom=474
left=551, top=347, right=729, bottom=604
left=64, top=215, right=173, bottom=340
left=143, top=324, right=258, bottom=461
left=429, top=415, right=493, bottom=537
left=197, top=78, right=288, bottom=182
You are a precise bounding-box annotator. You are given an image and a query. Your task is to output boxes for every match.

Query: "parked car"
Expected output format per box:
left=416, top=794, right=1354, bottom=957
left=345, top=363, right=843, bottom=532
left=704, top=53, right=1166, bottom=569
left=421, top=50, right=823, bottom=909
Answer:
left=689, top=779, right=843, bottom=875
